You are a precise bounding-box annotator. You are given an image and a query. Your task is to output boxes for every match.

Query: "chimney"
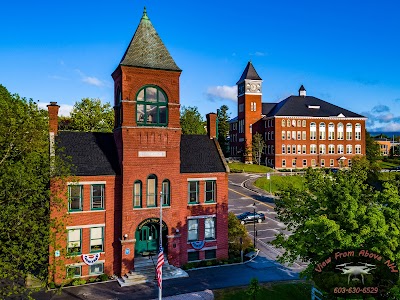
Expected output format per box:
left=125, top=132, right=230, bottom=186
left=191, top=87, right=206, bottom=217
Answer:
left=47, top=102, right=60, bottom=135
left=299, top=85, right=306, bottom=97
left=206, top=113, right=217, bottom=139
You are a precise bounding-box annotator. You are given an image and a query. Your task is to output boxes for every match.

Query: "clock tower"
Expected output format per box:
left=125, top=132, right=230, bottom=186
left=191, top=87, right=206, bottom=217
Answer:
left=236, top=61, right=262, bottom=162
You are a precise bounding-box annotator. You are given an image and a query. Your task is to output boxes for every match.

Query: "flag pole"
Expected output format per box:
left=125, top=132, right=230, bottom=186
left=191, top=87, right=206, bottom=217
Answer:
left=159, top=191, right=163, bottom=300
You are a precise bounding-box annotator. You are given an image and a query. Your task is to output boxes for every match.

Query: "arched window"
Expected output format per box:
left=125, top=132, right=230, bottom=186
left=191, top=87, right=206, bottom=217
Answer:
left=161, top=180, right=170, bottom=206
left=337, top=123, right=344, bottom=140
left=136, top=86, right=168, bottom=126
left=282, top=144, right=286, bottom=154
left=355, top=123, right=361, bottom=140
left=338, top=144, right=344, bottom=154
left=282, top=119, right=286, bottom=127
left=133, top=180, right=142, bottom=208
left=328, top=123, right=335, bottom=140
left=346, top=123, right=353, bottom=140
left=319, top=122, right=326, bottom=140
left=328, top=144, right=335, bottom=154
left=147, top=174, right=157, bottom=207
left=302, top=120, right=306, bottom=127
left=319, top=144, right=326, bottom=154
left=310, top=122, right=316, bottom=140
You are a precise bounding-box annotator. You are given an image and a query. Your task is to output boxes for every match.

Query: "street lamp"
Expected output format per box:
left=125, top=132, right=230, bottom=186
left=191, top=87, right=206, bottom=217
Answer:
left=253, top=202, right=256, bottom=249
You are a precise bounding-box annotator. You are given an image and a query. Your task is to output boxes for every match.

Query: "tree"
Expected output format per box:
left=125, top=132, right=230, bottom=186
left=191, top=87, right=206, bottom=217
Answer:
left=180, top=106, right=206, bottom=135
left=271, top=157, right=400, bottom=287
left=365, top=130, right=380, bottom=163
left=246, top=278, right=261, bottom=300
left=217, top=105, right=230, bottom=157
left=228, top=212, right=252, bottom=257
left=0, top=85, right=70, bottom=298
left=70, top=98, right=113, bottom=132
left=252, top=132, right=265, bottom=165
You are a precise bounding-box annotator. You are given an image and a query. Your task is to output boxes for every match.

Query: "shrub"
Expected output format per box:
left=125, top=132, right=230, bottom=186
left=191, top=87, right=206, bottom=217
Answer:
left=48, top=282, right=56, bottom=289
left=98, top=273, right=109, bottom=281
left=71, top=278, right=86, bottom=286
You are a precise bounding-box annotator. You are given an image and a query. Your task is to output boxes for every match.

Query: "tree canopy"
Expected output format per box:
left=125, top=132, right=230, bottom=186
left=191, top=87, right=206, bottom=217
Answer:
left=217, top=105, right=230, bottom=157
left=180, top=106, right=206, bottom=135
left=271, top=157, right=400, bottom=288
left=69, top=98, right=114, bottom=132
left=252, top=132, right=265, bottom=165
left=0, top=85, right=70, bottom=298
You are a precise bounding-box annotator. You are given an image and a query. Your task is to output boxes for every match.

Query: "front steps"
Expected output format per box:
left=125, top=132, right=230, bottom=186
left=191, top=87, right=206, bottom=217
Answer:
left=117, top=255, right=188, bottom=287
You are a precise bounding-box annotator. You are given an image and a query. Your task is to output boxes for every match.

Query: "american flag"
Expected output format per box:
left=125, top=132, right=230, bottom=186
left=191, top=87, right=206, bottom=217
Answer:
left=156, top=244, right=164, bottom=288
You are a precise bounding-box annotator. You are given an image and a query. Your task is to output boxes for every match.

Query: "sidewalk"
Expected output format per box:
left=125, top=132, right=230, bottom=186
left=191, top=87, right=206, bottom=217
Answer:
left=37, top=253, right=300, bottom=300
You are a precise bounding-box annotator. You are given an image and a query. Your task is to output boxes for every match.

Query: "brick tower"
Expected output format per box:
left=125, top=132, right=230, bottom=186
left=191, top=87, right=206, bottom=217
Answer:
left=236, top=61, right=263, bottom=162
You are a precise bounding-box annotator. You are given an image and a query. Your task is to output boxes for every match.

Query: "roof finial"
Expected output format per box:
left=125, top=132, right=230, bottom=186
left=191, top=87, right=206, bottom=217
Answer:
left=142, top=6, right=149, bottom=20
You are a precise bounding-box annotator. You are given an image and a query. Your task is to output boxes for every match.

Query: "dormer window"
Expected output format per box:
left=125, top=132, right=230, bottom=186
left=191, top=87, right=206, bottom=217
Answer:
left=136, top=86, right=168, bottom=126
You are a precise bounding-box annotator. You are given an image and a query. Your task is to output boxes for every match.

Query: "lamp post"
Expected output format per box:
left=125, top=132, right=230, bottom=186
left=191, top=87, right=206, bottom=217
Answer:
left=253, top=202, right=256, bottom=249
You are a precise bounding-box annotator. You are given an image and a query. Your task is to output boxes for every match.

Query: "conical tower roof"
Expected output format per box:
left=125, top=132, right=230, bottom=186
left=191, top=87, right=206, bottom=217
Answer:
left=119, top=8, right=181, bottom=71
left=236, top=61, right=262, bottom=84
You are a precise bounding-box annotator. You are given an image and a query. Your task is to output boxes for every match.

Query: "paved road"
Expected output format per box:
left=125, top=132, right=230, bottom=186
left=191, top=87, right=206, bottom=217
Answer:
left=34, top=173, right=304, bottom=300
left=228, top=173, right=307, bottom=271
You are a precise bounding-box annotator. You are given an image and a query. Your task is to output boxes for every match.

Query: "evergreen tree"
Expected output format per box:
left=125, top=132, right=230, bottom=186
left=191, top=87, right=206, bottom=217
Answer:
left=217, top=105, right=230, bottom=157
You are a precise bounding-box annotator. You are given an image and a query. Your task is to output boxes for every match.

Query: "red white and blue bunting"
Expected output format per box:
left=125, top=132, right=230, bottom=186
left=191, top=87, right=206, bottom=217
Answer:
left=81, top=253, right=101, bottom=265
left=191, top=240, right=205, bottom=250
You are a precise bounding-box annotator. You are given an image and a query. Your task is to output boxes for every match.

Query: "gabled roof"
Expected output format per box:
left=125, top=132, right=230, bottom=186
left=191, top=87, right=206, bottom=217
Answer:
left=56, top=132, right=121, bottom=176
left=119, top=8, right=181, bottom=71
left=236, top=61, right=262, bottom=84
left=180, top=135, right=226, bottom=173
left=265, top=95, right=365, bottom=118
left=262, top=103, right=277, bottom=115
left=56, top=132, right=226, bottom=176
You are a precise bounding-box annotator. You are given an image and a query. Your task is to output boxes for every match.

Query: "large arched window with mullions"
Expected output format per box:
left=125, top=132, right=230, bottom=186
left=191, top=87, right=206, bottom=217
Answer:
left=136, top=85, right=168, bottom=126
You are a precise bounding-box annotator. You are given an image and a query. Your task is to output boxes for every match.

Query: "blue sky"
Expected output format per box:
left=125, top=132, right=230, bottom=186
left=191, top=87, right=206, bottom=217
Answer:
left=1, top=1, right=399, bottom=132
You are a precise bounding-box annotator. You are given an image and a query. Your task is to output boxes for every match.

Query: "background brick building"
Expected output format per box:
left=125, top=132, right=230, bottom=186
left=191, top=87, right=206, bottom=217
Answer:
left=230, top=62, right=367, bottom=169
left=49, top=9, right=229, bottom=284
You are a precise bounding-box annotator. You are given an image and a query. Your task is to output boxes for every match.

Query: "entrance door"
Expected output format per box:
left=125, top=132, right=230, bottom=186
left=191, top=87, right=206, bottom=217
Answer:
left=135, top=223, right=158, bottom=254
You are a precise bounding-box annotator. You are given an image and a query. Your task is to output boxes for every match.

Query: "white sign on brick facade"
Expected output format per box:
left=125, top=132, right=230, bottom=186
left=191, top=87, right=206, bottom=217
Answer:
left=138, top=151, right=166, bottom=157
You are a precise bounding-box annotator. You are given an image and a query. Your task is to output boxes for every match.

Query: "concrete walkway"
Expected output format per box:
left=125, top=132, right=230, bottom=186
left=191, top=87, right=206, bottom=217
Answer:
left=152, top=289, right=213, bottom=300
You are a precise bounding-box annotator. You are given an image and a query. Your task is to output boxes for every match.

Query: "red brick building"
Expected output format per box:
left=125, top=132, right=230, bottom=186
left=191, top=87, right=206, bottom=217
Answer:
left=49, top=9, right=229, bottom=284
left=230, top=62, right=367, bottom=169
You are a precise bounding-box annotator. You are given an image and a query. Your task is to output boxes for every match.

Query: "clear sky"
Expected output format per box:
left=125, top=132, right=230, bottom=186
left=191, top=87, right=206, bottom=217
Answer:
left=1, top=0, right=399, bottom=132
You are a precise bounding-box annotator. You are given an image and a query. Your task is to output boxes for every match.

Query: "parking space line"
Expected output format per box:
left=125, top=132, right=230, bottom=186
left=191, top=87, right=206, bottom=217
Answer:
left=229, top=188, right=275, bottom=209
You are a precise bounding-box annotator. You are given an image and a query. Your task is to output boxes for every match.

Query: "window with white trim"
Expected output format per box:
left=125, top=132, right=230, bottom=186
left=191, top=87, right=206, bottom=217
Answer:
left=205, top=181, right=216, bottom=203
left=319, top=144, right=326, bottom=154
left=310, top=144, right=317, bottom=154
left=346, top=123, right=353, bottom=140
left=310, top=122, right=316, bottom=140
left=188, top=219, right=199, bottom=241
left=302, top=145, right=306, bottom=154
left=303, top=159, right=307, bottom=167
left=89, top=263, right=104, bottom=275
left=330, top=159, right=334, bottom=167
left=205, top=217, right=216, bottom=240
left=282, top=131, right=286, bottom=140
left=321, top=159, right=325, bottom=167
left=133, top=180, right=142, bottom=208
left=67, top=229, right=81, bottom=255
left=91, top=184, right=104, bottom=210
left=355, top=144, right=361, bottom=154
left=346, top=145, right=353, bottom=154
left=355, top=123, right=361, bottom=140
left=67, top=266, right=81, bottom=278
left=328, top=123, right=335, bottom=140
left=68, top=185, right=83, bottom=212
left=338, top=144, right=344, bottom=154
left=282, top=145, right=286, bottom=154
left=188, top=181, right=199, bottom=204
left=147, top=174, right=157, bottom=207
left=319, top=122, right=326, bottom=140
left=337, top=123, right=344, bottom=140
left=90, top=227, right=104, bottom=253
left=328, top=144, right=335, bottom=154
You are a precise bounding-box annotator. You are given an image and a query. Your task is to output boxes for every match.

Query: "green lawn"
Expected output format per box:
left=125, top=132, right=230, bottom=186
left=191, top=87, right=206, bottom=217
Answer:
left=228, top=162, right=274, bottom=174
left=254, top=175, right=305, bottom=194
left=214, top=282, right=312, bottom=300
